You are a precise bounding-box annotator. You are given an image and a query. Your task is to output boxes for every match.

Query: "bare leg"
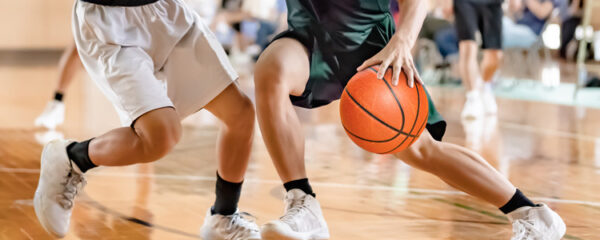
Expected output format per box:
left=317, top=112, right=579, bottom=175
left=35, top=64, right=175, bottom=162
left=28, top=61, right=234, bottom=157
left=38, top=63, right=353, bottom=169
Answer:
left=204, top=84, right=256, bottom=183
left=254, top=38, right=311, bottom=183
left=480, top=49, right=502, bottom=83
left=89, top=107, right=182, bottom=166
left=56, top=43, right=82, bottom=94
left=458, top=40, right=481, bottom=91
left=394, top=131, right=515, bottom=207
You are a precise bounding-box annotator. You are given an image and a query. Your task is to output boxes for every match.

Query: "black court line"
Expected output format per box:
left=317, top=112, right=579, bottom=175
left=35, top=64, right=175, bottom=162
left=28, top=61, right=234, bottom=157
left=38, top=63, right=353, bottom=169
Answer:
left=81, top=193, right=201, bottom=239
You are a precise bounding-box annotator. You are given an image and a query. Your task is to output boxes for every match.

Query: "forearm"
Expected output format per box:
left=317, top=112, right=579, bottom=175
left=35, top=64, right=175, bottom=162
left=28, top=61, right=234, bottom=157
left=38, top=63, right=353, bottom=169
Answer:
left=525, top=0, right=554, bottom=19
left=394, top=0, right=428, bottom=47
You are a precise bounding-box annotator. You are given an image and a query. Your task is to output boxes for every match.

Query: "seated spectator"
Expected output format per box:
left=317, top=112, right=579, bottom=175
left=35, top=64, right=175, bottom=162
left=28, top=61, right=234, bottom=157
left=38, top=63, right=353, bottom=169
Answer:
left=559, top=0, right=582, bottom=59
left=418, top=0, right=458, bottom=58
left=502, top=0, right=559, bottom=48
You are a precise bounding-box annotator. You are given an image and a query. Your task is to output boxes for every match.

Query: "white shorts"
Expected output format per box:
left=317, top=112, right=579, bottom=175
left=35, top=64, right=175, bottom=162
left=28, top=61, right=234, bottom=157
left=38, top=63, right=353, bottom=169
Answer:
left=73, top=0, right=238, bottom=126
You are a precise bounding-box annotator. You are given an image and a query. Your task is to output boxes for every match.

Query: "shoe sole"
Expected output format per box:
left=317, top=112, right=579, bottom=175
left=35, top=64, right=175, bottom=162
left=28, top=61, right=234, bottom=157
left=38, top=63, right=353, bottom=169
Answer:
left=33, top=143, right=65, bottom=238
left=261, top=223, right=329, bottom=240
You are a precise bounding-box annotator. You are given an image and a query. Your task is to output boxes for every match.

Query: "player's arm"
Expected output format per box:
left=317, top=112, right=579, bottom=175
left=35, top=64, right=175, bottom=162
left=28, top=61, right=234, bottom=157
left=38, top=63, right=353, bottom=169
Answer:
left=524, top=0, right=554, bottom=19
left=357, top=0, right=428, bottom=87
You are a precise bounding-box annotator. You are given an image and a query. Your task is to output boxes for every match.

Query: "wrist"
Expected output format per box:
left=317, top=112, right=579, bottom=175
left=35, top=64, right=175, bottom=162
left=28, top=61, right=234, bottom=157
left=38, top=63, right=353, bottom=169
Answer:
left=392, top=33, right=415, bottom=48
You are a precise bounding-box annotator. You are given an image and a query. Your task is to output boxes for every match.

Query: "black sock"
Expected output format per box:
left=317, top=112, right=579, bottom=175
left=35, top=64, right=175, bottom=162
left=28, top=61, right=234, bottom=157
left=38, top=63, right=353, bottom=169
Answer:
left=283, top=178, right=315, bottom=197
left=499, top=189, right=536, bottom=214
left=66, top=139, right=96, bottom=173
left=54, top=92, right=64, bottom=102
left=211, top=172, right=243, bottom=215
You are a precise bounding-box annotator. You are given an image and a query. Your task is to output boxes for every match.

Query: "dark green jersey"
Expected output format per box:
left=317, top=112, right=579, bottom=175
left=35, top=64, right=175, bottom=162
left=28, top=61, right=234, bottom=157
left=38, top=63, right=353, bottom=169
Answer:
left=286, top=0, right=395, bottom=52
left=274, top=0, right=447, bottom=141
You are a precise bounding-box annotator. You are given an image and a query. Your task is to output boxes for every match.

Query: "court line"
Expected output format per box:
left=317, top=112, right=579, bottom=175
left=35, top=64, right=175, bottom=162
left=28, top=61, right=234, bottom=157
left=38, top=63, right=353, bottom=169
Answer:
left=499, top=121, right=599, bottom=141
left=4, top=166, right=600, bottom=208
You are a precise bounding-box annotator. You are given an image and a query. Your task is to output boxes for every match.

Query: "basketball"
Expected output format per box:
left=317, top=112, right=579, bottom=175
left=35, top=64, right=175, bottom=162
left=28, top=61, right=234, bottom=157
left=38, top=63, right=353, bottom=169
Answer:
left=340, top=66, right=429, bottom=154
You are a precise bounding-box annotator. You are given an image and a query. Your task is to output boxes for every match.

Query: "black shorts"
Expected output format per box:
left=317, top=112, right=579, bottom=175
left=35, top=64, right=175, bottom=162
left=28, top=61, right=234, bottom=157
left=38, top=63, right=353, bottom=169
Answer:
left=453, top=0, right=503, bottom=49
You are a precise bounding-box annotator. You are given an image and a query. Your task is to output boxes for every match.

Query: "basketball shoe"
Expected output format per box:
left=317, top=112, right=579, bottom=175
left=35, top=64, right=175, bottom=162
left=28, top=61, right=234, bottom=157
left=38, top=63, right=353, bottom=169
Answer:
left=481, top=83, right=498, bottom=115
left=34, top=139, right=86, bottom=238
left=261, top=189, right=330, bottom=240
left=35, top=100, right=65, bottom=129
left=508, top=204, right=566, bottom=240
left=200, top=208, right=261, bottom=240
left=461, top=90, right=484, bottom=119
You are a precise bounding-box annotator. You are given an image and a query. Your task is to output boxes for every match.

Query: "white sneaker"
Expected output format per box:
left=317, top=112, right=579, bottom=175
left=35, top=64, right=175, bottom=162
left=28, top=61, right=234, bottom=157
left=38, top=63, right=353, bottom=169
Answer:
left=261, top=189, right=330, bottom=240
left=34, top=140, right=86, bottom=238
left=508, top=204, right=566, bottom=240
left=461, top=90, right=484, bottom=120
left=482, top=84, right=498, bottom=115
left=200, top=208, right=261, bottom=240
left=34, top=100, right=65, bottom=129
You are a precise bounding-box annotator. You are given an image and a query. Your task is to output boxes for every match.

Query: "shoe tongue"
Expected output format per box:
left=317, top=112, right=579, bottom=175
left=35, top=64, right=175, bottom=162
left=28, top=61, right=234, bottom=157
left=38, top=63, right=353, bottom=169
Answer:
left=508, top=206, right=535, bottom=221
left=286, top=189, right=307, bottom=200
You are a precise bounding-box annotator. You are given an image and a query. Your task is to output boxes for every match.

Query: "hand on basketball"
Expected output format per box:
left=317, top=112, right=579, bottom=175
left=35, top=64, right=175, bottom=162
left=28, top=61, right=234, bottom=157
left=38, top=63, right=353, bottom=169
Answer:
left=356, top=35, right=423, bottom=88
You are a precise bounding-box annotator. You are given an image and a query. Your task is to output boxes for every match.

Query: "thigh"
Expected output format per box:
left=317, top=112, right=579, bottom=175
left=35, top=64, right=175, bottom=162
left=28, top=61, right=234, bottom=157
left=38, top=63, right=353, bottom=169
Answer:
left=76, top=43, right=174, bottom=127
left=453, top=0, right=478, bottom=41
left=164, top=17, right=238, bottom=120
left=132, top=107, right=181, bottom=141
left=203, top=83, right=252, bottom=122
left=255, top=37, right=311, bottom=96
left=479, top=3, right=503, bottom=50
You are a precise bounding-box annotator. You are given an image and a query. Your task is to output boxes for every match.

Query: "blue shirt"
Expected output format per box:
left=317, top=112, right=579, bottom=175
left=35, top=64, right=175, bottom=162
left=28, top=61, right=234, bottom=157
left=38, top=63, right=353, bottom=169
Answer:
left=516, top=0, right=558, bottom=35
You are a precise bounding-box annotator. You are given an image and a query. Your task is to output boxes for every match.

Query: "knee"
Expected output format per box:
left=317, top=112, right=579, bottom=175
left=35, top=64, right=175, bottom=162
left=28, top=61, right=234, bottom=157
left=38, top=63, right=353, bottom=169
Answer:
left=485, top=51, right=503, bottom=64
left=223, top=95, right=256, bottom=134
left=137, top=118, right=182, bottom=162
left=393, top=135, right=440, bottom=173
left=254, top=41, right=308, bottom=97
left=254, top=53, right=286, bottom=92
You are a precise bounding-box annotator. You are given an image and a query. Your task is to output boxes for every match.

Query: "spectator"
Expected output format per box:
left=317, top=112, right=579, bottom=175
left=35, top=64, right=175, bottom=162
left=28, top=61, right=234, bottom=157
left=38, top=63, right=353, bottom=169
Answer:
left=559, top=0, right=582, bottom=59
left=502, top=0, right=559, bottom=48
left=454, top=0, right=504, bottom=119
left=419, top=0, right=458, bottom=58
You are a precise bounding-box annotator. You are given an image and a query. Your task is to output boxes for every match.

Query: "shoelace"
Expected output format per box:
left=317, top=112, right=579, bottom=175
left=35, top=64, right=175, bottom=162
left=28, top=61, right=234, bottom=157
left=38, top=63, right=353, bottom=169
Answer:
left=57, top=163, right=86, bottom=210
left=217, top=212, right=258, bottom=240
left=512, top=219, right=544, bottom=240
left=280, top=196, right=311, bottom=229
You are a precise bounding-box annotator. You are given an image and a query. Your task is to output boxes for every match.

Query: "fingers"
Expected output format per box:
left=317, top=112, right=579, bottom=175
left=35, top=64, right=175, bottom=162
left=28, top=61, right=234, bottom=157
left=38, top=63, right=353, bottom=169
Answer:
left=357, top=56, right=380, bottom=72
left=378, top=59, right=391, bottom=79
left=412, top=63, right=424, bottom=86
left=404, top=59, right=415, bottom=88
left=391, top=63, right=401, bottom=86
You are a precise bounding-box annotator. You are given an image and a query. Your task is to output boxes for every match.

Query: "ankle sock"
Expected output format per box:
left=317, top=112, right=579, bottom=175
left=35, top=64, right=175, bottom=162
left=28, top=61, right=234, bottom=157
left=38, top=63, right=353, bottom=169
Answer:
left=499, top=189, right=536, bottom=214
left=212, top=172, right=243, bottom=215
left=284, top=178, right=315, bottom=197
left=54, top=92, right=64, bottom=102
left=66, top=139, right=96, bottom=173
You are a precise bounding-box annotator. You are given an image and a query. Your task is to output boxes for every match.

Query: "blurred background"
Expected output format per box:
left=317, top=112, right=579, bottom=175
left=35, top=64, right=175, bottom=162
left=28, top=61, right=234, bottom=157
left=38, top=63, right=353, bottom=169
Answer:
left=1, top=0, right=600, bottom=239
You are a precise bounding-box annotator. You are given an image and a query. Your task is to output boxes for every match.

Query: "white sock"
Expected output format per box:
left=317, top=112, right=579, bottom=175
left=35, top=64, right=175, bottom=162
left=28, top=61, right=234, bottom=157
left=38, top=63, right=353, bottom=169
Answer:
left=483, top=82, right=493, bottom=92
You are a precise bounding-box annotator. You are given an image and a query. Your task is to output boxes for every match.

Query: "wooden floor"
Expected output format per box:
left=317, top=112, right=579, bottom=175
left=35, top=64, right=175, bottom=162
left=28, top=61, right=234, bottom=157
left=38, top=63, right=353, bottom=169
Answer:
left=1, top=52, right=600, bottom=240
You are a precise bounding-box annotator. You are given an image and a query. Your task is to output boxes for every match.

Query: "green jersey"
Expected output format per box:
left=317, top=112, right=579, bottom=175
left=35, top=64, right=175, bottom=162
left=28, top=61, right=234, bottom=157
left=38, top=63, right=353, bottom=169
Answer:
left=286, top=0, right=395, bottom=52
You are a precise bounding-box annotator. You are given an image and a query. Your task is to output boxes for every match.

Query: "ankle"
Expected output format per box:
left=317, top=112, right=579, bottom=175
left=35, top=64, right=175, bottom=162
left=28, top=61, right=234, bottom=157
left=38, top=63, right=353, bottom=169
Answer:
left=212, top=172, right=242, bottom=215
left=66, top=139, right=97, bottom=173
left=499, top=189, right=536, bottom=214
left=284, top=178, right=315, bottom=197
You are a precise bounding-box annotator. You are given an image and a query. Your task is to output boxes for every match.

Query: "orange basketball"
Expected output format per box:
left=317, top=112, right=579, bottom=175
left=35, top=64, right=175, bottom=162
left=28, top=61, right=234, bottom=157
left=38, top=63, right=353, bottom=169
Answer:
left=339, top=66, right=429, bottom=154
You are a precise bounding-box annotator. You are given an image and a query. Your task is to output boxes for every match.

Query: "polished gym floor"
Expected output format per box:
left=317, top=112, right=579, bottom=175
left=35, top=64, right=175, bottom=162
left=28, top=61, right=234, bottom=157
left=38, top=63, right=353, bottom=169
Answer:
left=1, top=51, right=599, bottom=239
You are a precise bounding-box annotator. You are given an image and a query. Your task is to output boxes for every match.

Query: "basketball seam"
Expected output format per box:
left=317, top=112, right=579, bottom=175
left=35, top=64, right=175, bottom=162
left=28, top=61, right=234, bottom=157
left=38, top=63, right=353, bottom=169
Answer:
left=367, top=67, right=406, bottom=132
left=343, top=125, right=401, bottom=143
left=344, top=89, right=419, bottom=138
left=382, top=83, right=426, bottom=154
